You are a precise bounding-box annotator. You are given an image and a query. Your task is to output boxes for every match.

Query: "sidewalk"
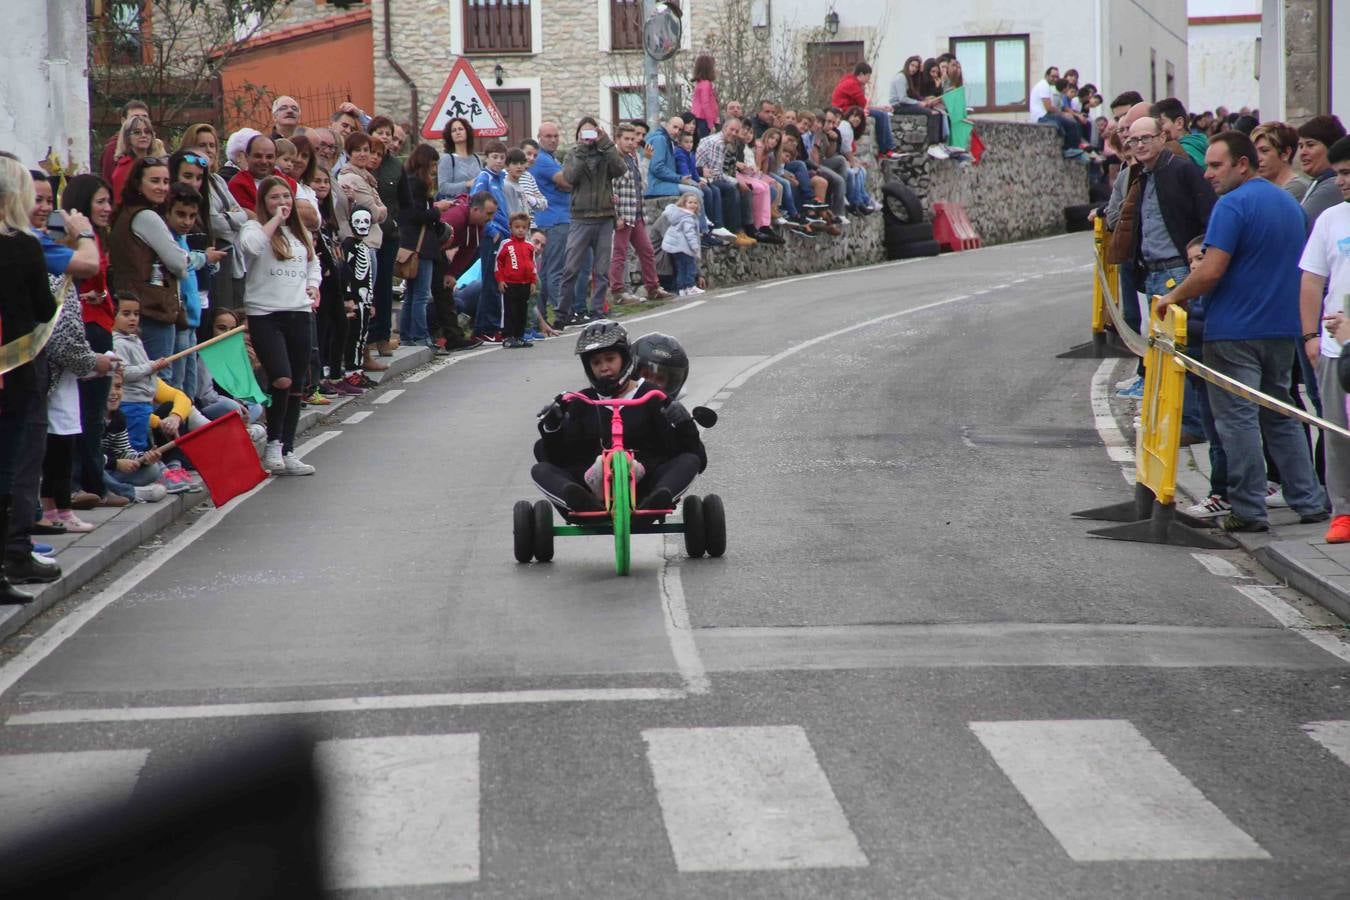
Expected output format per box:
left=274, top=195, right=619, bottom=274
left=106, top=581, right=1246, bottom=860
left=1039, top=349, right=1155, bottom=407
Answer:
left=1176, top=441, right=1350, bottom=623
left=0, top=343, right=434, bottom=644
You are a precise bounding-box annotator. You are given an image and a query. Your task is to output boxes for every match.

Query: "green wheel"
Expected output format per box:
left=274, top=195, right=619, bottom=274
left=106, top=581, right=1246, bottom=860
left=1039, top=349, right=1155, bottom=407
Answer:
left=512, top=500, right=534, bottom=563
left=682, top=494, right=706, bottom=558
left=703, top=494, right=726, bottom=558
left=532, top=500, right=554, bottom=562
left=611, top=452, right=632, bottom=575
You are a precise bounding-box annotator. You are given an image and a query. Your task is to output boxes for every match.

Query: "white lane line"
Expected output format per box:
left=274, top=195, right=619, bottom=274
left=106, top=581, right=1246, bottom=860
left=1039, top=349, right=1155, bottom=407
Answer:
left=659, top=542, right=709, bottom=695
left=970, top=719, right=1269, bottom=861
left=1190, top=553, right=1250, bottom=579
left=713, top=391, right=733, bottom=400
left=318, top=734, right=480, bottom=889
left=0, top=428, right=337, bottom=700
left=720, top=289, right=747, bottom=297
left=1235, top=585, right=1350, bottom=663
left=1303, top=720, right=1350, bottom=767
left=1090, top=357, right=1135, bottom=474
left=705, top=401, right=722, bottom=411
left=403, top=368, right=436, bottom=383
left=343, top=410, right=374, bottom=424
left=1011, top=278, right=1027, bottom=284
left=724, top=293, right=976, bottom=391
left=0, top=749, right=149, bottom=847
left=643, top=725, right=868, bottom=872
left=6, top=687, right=685, bottom=725
left=372, top=389, right=404, bottom=405
left=623, top=300, right=706, bottom=323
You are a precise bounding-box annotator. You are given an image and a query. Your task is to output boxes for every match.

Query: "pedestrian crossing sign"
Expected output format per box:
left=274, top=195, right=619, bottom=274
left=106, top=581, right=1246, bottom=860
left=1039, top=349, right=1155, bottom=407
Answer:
left=421, top=57, right=509, bottom=140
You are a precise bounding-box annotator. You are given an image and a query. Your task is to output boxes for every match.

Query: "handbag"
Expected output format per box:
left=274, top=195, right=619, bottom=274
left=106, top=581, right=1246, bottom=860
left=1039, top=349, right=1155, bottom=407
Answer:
left=394, top=226, right=426, bottom=280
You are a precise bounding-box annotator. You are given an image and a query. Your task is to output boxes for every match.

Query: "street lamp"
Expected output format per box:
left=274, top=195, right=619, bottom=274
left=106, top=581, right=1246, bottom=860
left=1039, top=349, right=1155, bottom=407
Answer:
left=824, top=10, right=839, bottom=36
left=493, top=64, right=505, bottom=86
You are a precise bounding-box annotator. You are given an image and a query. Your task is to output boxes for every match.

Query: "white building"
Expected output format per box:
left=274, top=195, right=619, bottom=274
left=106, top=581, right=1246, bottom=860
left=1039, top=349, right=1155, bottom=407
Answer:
left=1188, top=0, right=1260, bottom=115
left=768, top=0, right=1188, bottom=119
left=0, top=0, right=89, bottom=170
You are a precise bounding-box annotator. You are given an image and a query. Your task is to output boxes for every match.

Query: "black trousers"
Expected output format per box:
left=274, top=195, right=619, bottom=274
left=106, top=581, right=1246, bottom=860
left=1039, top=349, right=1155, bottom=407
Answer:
left=531, top=452, right=701, bottom=511
left=41, top=434, right=74, bottom=509
left=502, top=282, right=530, bottom=340
left=75, top=323, right=113, bottom=496
left=248, top=311, right=312, bottom=453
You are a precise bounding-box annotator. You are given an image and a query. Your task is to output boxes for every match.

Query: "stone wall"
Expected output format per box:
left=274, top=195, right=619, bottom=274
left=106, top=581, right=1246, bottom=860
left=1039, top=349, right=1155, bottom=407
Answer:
left=638, top=195, right=884, bottom=291
left=882, top=116, right=1089, bottom=246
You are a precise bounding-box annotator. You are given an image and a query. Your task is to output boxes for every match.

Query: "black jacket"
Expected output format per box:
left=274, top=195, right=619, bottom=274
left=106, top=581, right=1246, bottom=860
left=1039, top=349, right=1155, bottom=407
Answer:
left=400, top=177, right=447, bottom=259
left=1132, top=149, right=1216, bottom=276
left=537, top=382, right=705, bottom=477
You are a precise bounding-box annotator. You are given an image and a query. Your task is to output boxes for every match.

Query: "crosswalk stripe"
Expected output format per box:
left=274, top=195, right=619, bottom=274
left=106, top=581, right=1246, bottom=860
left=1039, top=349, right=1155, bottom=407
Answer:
left=970, top=720, right=1269, bottom=861
left=642, top=725, right=868, bottom=872
left=0, top=749, right=149, bottom=848
left=315, top=734, right=480, bottom=889
left=1303, top=720, right=1350, bottom=767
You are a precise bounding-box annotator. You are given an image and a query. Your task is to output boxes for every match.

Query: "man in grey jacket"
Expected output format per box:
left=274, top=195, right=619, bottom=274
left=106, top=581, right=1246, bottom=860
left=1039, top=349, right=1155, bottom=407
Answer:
left=558, top=118, right=626, bottom=324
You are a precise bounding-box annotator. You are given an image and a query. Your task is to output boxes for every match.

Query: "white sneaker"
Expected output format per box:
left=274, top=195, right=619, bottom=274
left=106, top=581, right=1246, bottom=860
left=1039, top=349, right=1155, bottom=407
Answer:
left=263, top=440, right=284, bottom=474
left=926, top=144, right=950, bottom=160
left=711, top=226, right=735, bottom=240
left=774, top=216, right=788, bottom=226
left=1265, top=482, right=1288, bottom=508
left=836, top=215, right=850, bottom=225
left=1184, top=495, right=1232, bottom=519
left=1115, top=374, right=1140, bottom=390
left=134, top=483, right=168, bottom=503
left=281, top=453, right=315, bottom=476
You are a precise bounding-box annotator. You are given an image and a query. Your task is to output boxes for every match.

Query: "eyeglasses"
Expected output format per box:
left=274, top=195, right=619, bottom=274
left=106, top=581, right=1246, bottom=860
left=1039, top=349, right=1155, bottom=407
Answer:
left=183, top=152, right=210, bottom=167
left=142, top=156, right=169, bottom=166
left=1123, top=135, right=1158, bottom=148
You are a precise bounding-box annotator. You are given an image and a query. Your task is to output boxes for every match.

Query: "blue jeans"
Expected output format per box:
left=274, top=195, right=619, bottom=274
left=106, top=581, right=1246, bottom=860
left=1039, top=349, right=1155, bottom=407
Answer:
left=1187, top=364, right=1228, bottom=499
left=399, top=262, right=434, bottom=344
left=868, top=109, right=895, bottom=154
left=699, top=184, right=723, bottom=230
left=539, top=222, right=569, bottom=312
left=104, top=459, right=166, bottom=500
left=474, top=233, right=503, bottom=334
left=1202, top=338, right=1327, bottom=521
left=768, top=173, right=797, bottom=218
left=139, top=318, right=176, bottom=369
left=172, top=327, right=197, bottom=398
left=784, top=161, right=813, bottom=209
left=1039, top=112, right=1083, bottom=151
left=672, top=252, right=696, bottom=291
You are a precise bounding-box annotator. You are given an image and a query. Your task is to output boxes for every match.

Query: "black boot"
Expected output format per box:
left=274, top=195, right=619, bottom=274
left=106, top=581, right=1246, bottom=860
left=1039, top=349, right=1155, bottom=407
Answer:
left=0, top=496, right=35, bottom=605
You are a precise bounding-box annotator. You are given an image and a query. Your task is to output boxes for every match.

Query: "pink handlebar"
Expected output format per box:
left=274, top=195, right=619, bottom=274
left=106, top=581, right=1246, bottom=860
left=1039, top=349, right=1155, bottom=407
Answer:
left=562, top=390, right=668, bottom=407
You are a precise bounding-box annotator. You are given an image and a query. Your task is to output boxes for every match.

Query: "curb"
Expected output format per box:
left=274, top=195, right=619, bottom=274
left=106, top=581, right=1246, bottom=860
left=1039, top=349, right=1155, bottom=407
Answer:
left=0, top=343, right=434, bottom=645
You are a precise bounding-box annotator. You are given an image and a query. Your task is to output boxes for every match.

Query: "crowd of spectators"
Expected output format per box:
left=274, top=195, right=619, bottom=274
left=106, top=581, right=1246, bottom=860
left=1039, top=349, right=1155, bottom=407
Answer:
left=1085, top=87, right=1350, bottom=538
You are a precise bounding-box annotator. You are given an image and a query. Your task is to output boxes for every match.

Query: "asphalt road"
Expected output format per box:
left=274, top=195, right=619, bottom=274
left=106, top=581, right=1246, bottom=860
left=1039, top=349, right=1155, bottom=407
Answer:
left=2, top=233, right=1350, bottom=898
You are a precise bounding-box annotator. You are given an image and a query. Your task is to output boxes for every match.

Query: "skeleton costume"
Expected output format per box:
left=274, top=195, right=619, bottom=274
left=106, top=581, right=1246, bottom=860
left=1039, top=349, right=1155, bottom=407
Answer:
left=342, top=208, right=376, bottom=374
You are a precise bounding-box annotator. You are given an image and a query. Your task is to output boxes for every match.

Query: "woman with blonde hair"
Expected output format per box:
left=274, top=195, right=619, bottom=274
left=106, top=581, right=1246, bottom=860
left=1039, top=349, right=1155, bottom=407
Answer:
left=180, top=122, right=249, bottom=309
left=0, top=159, right=57, bottom=603
left=239, top=175, right=320, bottom=476
left=110, top=114, right=157, bottom=204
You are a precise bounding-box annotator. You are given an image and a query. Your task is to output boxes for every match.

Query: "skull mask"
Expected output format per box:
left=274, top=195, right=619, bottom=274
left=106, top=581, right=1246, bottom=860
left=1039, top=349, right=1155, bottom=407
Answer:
left=350, top=209, right=372, bottom=238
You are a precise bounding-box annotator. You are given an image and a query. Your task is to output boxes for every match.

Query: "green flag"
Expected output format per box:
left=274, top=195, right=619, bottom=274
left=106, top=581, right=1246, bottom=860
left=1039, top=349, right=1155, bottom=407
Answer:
left=196, top=331, right=270, bottom=407
left=943, top=86, right=972, bottom=150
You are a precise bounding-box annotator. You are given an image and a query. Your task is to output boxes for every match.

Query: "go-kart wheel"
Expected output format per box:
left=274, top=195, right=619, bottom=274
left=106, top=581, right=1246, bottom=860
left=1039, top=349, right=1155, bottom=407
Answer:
left=532, top=500, right=555, bottom=562
left=702, top=494, right=726, bottom=558
left=513, top=500, right=535, bottom=563
left=682, top=494, right=706, bottom=558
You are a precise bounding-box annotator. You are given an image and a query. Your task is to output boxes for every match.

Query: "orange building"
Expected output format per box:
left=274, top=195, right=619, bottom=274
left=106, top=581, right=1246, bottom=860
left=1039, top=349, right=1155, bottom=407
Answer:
left=218, top=8, right=375, bottom=133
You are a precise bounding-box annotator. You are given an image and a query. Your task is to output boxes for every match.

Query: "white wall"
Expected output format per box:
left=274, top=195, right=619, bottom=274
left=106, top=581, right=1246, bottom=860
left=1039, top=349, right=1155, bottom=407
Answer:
left=1188, top=20, right=1260, bottom=112
left=1104, top=0, right=1190, bottom=106
left=0, top=0, right=89, bottom=170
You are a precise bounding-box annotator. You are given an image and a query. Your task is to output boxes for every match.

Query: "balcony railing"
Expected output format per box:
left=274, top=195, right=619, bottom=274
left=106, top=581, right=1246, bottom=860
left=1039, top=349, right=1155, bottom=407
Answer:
left=464, top=0, right=532, bottom=54
left=611, top=0, right=642, bottom=51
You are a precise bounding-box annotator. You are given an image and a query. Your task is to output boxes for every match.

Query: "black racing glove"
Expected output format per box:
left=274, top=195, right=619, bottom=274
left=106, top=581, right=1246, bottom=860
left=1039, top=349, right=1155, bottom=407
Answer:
left=538, top=394, right=566, bottom=431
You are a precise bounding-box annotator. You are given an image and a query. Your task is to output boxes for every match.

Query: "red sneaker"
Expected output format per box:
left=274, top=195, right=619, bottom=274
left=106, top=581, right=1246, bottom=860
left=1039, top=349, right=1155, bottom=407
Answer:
left=1325, top=515, right=1350, bottom=544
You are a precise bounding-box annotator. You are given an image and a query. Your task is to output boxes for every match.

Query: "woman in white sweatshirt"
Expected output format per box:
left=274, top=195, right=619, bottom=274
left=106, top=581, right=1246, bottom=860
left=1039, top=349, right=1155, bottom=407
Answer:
left=240, top=175, right=321, bottom=476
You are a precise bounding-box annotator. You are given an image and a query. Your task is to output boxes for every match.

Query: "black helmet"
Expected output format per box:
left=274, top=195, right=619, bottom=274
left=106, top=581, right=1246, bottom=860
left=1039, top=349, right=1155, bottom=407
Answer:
left=632, top=332, right=689, bottom=399
left=574, top=319, right=634, bottom=396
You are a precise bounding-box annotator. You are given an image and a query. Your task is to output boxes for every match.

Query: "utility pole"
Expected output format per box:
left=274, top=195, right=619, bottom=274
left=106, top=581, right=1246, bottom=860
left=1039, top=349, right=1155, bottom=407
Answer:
left=643, top=0, right=662, bottom=123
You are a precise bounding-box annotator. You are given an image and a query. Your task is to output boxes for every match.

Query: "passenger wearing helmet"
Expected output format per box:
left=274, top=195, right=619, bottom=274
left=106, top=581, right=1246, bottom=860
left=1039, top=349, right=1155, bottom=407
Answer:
left=533, top=320, right=703, bottom=513
left=632, top=331, right=708, bottom=469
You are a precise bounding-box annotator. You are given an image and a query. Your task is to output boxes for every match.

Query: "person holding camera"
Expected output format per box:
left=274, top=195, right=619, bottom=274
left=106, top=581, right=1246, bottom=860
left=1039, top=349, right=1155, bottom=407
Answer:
left=558, top=118, right=627, bottom=324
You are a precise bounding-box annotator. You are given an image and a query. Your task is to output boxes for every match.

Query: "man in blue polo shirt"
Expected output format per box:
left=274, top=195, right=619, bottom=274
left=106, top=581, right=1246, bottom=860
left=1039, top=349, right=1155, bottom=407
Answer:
left=1157, top=131, right=1327, bottom=532
left=530, top=122, right=572, bottom=324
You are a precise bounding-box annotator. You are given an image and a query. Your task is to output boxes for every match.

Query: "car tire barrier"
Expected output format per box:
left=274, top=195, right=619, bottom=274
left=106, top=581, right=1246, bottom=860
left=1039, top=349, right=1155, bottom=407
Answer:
left=1071, top=229, right=1350, bottom=548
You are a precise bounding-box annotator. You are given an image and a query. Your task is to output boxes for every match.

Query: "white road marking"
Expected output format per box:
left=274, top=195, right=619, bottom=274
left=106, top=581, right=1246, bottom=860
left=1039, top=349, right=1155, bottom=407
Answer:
left=317, top=734, right=480, bottom=888
left=1303, top=720, right=1350, bottom=767
left=0, top=749, right=148, bottom=847
left=720, top=289, right=747, bottom=297
left=343, top=410, right=374, bottom=424
left=705, top=401, right=722, bottom=411
left=970, top=719, right=1269, bottom=861
left=0, top=430, right=341, bottom=699
left=622, top=300, right=705, bottom=324
left=403, top=368, right=436, bottom=383
left=724, top=293, right=976, bottom=391
left=1191, top=553, right=1250, bottom=579
left=372, top=389, right=404, bottom=405
left=6, top=687, right=685, bottom=725
left=1235, top=585, right=1350, bottom=663
left=1011, top=278, right=1027, bottom=284
left=713, top=391, right=733, bottom=400
left=659, top=542, right=709, bottom=695
left=643, top=725, right=868, bottom=872
left=1090, top=357, right=1135, bottom=473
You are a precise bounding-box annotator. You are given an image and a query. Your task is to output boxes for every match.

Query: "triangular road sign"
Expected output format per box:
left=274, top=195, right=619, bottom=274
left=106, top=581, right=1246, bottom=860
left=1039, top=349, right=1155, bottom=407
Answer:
left=421, top=57, right=509, bottom=140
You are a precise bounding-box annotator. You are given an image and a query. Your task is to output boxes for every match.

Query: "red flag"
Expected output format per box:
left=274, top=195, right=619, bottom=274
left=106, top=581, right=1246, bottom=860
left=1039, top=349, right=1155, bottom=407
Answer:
left=173, top=411, right=267, bottom=507
left=969, top=129, right=986, bottom=164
